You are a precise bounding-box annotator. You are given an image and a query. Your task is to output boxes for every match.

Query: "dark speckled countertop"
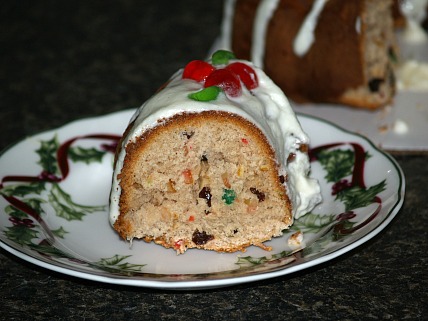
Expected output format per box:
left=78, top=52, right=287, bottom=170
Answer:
left=0, top=1, right=427, bottom=320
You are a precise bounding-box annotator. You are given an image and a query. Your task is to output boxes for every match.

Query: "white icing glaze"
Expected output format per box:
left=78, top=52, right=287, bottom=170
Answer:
left=293, top=0, right=327, bottom=57
left=109, top=59, right=321, bottom=225
left=251, top=0, right=281, bottom=67
left=220, top=0, right=237, bottom=50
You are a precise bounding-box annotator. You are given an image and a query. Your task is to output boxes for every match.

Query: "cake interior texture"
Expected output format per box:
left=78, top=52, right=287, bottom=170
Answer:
left=114, top=111, right=292, bottom=253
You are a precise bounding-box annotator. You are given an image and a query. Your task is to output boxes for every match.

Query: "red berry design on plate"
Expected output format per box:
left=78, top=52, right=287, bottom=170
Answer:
left=331, top=179, right=353, bottom=195
left=9, top=217, right=35, bottom=228
left=226, top=62, right=258, bottom=90
left=204, top=69, right=242, bottom=97
left=183, top=60, right=215, bottom=82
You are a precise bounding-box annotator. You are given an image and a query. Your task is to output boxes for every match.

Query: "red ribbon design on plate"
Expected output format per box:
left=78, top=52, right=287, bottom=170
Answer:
left=0, top=134, right=121, bottom=243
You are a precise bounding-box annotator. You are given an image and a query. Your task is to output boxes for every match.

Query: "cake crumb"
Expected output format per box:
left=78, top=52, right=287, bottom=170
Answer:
left=255, top=242, right=272, bottom=251
left=288, top=231, right=305, bottom=249
left=378, top=124, right=389, bottom=134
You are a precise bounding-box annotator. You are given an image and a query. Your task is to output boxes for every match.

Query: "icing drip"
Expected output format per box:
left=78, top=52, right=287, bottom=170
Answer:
left=293, top=0, right=328, bottom=57
left=221, top=0, right=237, bottom=50
left=251, top=0, right=281, bottom=67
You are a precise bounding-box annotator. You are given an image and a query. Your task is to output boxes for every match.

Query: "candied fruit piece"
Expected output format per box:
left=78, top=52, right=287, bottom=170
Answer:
left=368, top=78, right=384, bottom=92
left=244, top=198, right=258, bottom=213
left=222, top=189, right=237, bottom=205
left=211, top=50, right=236, bottom=65
left=226, top=62, right=259, bottom=90
left=182, top=169, right=193, bottom=184
left=188, top=86, right=221, bottom=102
left=259, top=164, right=269, bottom=171
left=204, top=69, right=242, bottom=97
left=174, top=239, right=184, bottom=250
left=299, top=144, right=309, bottom=153
left=250, top=187, right=265, bottom=202
left=192, top=230, right=214, bottom=245
left=182, top=60, right=215, bottom=82
left=237, top=164, right=245, bottom=177
left=166, top=179, right=177, bottom=193
left=198, top=186, right=212, bottom=207
left=221, top=172, right=231, bottom=189
left=287, top=153, right=296, bottom=164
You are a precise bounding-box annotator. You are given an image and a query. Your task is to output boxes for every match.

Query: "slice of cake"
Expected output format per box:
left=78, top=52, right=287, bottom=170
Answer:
left=109, top=50, right=321, bottom=254
left=221, top=0, right=397, bottom=109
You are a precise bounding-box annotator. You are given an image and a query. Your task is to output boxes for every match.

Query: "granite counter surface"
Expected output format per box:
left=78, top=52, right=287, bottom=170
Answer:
left=0, top=1, right=427, bottom=320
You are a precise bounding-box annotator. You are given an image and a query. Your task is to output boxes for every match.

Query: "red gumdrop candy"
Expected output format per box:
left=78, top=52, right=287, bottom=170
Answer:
left=226, top=62, right=258, bottom=90
left=182, top=60, right=215, bottom=82
left=204, top=69, right=242, bottom=97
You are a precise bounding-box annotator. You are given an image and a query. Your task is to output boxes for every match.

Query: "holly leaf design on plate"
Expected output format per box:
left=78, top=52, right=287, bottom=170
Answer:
left=336, top=180, right=386, bottom=211
left=4, top=225, right=39, bottom=246
left=236, top=250, right=294, bottom=268
left=0, top=182, right=46, bottom=198
left=36, top=135, right=60, bottom=175
left=30, top=241, right=71, bottom=259
left=290, top=212, right=336, bottom=233
left=48, top=183, right=105, bottom=221
left=51, top=226, right=68, bottom=238
left=317, top=149, right=369, bottom=183
left=91, top=254, right=146, bottom=274
left=301, top=229, right=334, bottom=257
left=68, top=146, right=105, bottom=164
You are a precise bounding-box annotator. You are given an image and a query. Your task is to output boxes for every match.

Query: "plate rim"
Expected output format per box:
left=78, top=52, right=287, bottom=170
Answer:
left=0, top=110, right=406, bottom=290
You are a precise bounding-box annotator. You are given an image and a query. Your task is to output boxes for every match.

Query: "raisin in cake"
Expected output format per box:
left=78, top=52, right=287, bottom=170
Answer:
left=221, top=0, right=397, bottom=109
left=109, top=50, right=321, bottom=254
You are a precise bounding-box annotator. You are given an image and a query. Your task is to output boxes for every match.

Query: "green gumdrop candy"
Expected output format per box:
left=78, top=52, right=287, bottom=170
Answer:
left=188, top=86, right=221, bottom=101
left=212, top=50, right=236, bottom=65
left=222, top=189, right=237, bottom=205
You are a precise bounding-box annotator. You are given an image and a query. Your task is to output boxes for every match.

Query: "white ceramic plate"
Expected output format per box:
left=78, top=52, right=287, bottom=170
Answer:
left=0, top=110, right=405, bottom=290
left=292, top=90, right=428, bottom=153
